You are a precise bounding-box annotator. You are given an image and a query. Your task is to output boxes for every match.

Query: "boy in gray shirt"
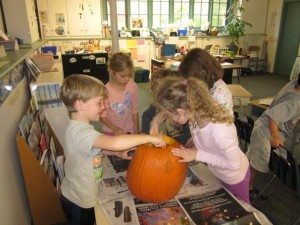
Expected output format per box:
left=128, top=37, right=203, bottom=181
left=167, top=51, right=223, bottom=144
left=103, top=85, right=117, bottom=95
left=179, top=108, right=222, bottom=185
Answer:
left=247, top=75, right=300, bottom=199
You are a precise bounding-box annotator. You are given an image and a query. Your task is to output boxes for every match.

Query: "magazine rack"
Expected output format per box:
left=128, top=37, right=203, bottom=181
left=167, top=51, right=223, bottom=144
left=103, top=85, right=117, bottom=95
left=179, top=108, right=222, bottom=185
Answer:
left=16, top=134, right=66, bottom=225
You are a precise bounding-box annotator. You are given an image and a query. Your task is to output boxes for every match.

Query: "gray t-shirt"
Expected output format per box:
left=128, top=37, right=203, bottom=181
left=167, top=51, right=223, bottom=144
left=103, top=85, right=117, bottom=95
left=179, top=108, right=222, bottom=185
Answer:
left=61, top=120, right=102, bottom=208
left=256, top=79, right=300, bottom=138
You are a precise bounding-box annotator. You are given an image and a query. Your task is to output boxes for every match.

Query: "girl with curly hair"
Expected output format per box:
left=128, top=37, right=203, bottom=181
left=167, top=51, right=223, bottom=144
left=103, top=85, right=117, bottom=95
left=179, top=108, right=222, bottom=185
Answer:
left=153, top=76, right=250, bottom=203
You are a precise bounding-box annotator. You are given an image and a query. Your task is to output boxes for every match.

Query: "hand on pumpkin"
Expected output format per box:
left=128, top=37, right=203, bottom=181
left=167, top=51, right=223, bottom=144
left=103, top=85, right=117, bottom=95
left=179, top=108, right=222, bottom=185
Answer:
left=113, top=127, right=125, bottom=135
left=149, top=112, right=167, bottom=135
left=185, top=137, right=195, bottom=148
left=150, top=134, right=166, bottom=147
left=172, top=146, right=197, bottom=162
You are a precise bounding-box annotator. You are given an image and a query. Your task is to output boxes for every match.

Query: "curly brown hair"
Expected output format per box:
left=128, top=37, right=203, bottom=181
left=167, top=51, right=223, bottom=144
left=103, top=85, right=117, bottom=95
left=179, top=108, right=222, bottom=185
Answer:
left=153, top=76, right=232, bottom=124
left=178, top=48, right=223, bottom=89
left=150, top=68, right=175, bottom=91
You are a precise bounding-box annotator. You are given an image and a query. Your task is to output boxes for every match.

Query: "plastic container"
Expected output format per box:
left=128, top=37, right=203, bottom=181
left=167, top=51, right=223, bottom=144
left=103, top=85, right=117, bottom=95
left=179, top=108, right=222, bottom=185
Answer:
left=178, top=29, right=188, bottom=36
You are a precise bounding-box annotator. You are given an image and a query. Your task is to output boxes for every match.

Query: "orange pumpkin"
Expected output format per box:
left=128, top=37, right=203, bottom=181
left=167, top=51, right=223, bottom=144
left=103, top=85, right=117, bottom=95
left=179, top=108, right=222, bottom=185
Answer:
left=126, top=136, right=187, bottom=203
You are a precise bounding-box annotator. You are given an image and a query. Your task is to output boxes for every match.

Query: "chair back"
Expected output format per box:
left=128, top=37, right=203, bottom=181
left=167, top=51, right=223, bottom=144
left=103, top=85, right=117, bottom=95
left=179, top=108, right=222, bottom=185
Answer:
left=249, top=45, right=260, bottom=58
left=234, top=111, right=254, bottom=152
left=269, top=146, right=300, bottom=198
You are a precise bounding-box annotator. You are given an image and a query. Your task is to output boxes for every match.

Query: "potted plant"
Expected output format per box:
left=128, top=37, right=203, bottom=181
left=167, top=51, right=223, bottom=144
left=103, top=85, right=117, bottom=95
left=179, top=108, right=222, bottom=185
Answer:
left=224, top=0, right=252, bottom=54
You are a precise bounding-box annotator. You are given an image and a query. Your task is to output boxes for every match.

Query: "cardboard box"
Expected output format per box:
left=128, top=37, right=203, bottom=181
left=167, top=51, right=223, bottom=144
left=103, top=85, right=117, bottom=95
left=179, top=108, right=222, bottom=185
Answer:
left=227, top=84, right=252, bottom=106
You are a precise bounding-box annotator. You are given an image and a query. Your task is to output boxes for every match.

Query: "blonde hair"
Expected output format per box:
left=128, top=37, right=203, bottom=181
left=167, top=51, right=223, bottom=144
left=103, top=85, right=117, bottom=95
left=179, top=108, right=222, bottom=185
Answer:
left=60, top=74, right=107, bottom=112
left=108, top=52, right=134, bottom=73
left=150, top=68, right=175, bottom=91
left=153, top=76, right=233, bottom=124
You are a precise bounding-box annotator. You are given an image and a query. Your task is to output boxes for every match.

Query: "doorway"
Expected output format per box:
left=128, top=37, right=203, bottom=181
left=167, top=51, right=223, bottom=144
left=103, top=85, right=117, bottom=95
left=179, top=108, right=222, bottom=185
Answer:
left=275, top=0, right=300, bottom=76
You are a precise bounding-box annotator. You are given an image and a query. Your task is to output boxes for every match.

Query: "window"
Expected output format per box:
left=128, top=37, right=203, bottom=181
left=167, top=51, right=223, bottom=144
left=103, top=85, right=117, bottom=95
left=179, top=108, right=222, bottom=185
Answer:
left=152, top=0, right=169, bottom=29
left=105, top=0, right=229, bottom=30
left=107, top=0, right=126, bottom=30
left=193, top=0, right=210, bottom=28
left=211, top=0, right=227, bottom=27
left=130, top=0, right=148, bottom=28
left=173, top=0, right=190, bottom=27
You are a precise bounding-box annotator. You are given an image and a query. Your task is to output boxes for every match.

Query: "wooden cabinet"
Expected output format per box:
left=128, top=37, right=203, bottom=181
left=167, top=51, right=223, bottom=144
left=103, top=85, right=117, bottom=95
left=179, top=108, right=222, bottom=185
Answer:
left=37, top=0, right=101, bottom=37
left=48, top=0, right=69, bottom=36
left=37, top=0, right=69, bottom=37
left=66, top=0, right=101, bottom=36
left=2, top=0, right=39, bottom=44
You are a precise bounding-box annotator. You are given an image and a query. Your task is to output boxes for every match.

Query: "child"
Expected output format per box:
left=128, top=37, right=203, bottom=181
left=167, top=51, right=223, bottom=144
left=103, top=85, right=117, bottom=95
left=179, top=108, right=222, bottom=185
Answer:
left=178, top=48, right=233, bottom=113
left=153, top=76, right=250, bottom=203
left=150, top=48, right=233, bottom=135
left=59, top=74, right=165, bottom=225
left=247, top=75, right=300, bottom=199
left=101, top=52, right=139, bottom=135
left=141, top=68, right=191, bottom=145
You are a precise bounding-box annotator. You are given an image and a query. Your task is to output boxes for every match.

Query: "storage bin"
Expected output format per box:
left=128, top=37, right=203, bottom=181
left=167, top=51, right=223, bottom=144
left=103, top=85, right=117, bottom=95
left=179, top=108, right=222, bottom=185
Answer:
left=178, top=29, right=188, bottom=36
left=41, top=46, right=57, bottom=55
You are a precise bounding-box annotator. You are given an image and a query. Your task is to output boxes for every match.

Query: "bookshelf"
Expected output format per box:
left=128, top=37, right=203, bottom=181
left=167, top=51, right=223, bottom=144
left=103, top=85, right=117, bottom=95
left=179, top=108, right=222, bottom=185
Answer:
left=16, top=134, right=66, bottom=225
left=16, top=58, right=66, bottom=225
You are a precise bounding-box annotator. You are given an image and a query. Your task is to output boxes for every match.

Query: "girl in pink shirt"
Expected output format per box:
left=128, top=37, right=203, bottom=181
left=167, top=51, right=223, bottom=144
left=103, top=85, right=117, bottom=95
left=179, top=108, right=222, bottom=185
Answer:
left=153, top=76, right=250, bottom=203
left=101, top=52, right=139, bottom=135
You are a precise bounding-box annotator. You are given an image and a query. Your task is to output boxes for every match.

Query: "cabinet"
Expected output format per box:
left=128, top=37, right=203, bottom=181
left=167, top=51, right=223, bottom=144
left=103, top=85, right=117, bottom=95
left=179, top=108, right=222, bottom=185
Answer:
left=37, top=0, right=69, bottom=37
left=66, top=0, right=101, bottom=36
left=2, top=0, right=39, bottom=44
left=48, top=0, right=69, bottom=37
left=37, top=0, right=101, bottom=37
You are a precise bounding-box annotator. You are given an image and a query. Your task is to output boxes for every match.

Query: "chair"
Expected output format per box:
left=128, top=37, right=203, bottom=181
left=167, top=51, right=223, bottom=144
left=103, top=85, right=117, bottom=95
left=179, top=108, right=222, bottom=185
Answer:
left=254, top=120, right=300, bottom=203
left=234, top=111, right=254, bottom=153
left=248, top=45, right=265, bottom=72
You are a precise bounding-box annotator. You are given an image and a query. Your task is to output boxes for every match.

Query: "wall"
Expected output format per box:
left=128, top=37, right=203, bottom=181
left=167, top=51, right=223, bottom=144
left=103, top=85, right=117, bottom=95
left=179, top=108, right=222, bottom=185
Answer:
left=0, top=76, right=31, bottom=225
left=242, top=0, right=268, bottom=34
left=0, top=4, right=4, bottom=32
left=265, top=0, right=283, bottom=72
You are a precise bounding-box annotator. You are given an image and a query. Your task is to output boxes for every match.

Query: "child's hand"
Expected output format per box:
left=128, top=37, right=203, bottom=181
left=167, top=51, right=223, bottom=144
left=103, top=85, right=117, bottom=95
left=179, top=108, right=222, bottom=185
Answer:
left=150, top=134, right=166, bottom=147
left=150, top=112, right=166, bottom=135
left=113, top=128, right=125, bottom=135
left=270, top=135, right=283, bottom=148
left=149, top=120, right=159, bottom=135
left=172, top=146, right=197, bottom=162
left=185, top=137, right=195, bottom=148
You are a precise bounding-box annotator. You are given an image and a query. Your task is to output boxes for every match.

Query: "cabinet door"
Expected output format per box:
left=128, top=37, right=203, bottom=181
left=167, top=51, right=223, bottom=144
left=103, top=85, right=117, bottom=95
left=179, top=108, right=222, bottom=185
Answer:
left=37, top=0, right=51, bottom=38
left=48, top=0, right=68, bottom=36
left=66, top=0, right=85, bottom=36
left=83, top=0, right=101, bottom=35
left=26, top=0, right=40, bottom=42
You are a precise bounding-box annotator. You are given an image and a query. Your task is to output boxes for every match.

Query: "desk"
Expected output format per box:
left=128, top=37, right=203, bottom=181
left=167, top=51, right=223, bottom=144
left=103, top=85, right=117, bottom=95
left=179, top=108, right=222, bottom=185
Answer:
left=250, top=98, right=273, bottom=116
left=151, top=58, right=243, bottom=83
left=95, top=161, right=272, bottom=225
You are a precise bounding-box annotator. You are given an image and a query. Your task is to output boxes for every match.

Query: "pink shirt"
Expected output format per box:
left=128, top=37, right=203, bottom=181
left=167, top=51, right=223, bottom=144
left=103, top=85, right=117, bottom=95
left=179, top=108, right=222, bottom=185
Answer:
left=191, top=122, right=249, bottom=185
left=103, top=80, right=139, bottom=133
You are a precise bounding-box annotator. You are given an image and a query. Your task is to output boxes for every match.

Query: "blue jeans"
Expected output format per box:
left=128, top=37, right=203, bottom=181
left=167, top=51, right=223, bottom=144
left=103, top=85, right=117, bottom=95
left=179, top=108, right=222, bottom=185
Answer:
left=60, top=195, right=95, bottom=225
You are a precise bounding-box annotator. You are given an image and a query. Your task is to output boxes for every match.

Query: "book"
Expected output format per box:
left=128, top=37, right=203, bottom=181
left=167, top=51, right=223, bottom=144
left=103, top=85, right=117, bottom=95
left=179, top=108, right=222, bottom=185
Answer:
left=258, top=98, right=274, bottom=106
left=134, top=199, right=190, bottom=225
left=176, top=187, right=260, bottom=225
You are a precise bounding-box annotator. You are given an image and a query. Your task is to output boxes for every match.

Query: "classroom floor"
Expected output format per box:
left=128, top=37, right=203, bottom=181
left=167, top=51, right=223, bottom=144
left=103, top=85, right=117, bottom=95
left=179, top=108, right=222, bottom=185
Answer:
left=137, top=73, right=300, bottom=225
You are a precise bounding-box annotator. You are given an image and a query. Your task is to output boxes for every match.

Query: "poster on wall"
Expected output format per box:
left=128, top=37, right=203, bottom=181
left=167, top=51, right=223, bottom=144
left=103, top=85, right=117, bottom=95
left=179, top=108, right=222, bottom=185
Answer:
left=39, top=11, right=48, bottom=23
left=131, top=17, right=143, bottom=29
left=55, top=13, right=65, bottom=25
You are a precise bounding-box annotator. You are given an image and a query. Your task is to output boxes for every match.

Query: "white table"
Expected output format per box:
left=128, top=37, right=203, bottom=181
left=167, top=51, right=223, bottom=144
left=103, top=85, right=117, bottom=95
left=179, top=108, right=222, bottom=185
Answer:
left=95, top=162, right=272, bottom=225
